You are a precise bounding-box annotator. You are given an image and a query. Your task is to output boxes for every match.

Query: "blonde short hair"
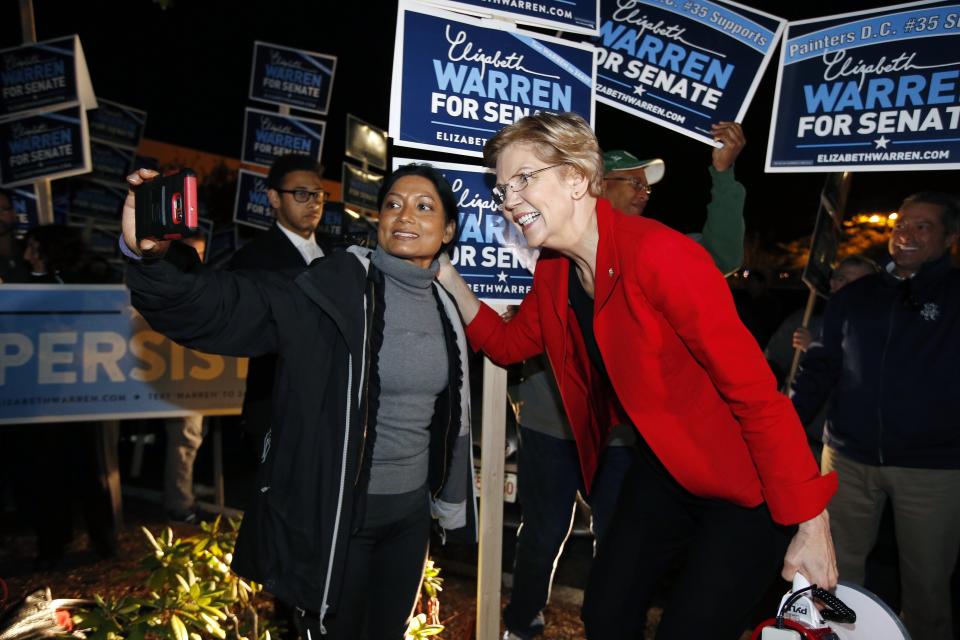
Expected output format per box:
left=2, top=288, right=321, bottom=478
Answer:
left=483, top=112, right=604, bottom=197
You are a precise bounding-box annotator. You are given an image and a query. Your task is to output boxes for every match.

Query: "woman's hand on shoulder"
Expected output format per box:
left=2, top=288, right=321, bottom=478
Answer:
left=435, top=252, right=481, bottom=324
left=436, top=252, right=458, bottom=287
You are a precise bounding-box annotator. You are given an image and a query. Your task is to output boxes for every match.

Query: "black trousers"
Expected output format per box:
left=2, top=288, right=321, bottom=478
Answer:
left=581, top=446, right=793, bottom=640
left=295, top=494, right=431, bottom=640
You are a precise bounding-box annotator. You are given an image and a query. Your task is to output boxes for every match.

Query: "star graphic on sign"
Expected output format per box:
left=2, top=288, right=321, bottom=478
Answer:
left=497, top=271, right=508, bottom=283
left=874, top=135, right=890, bottom=149
left=633, top=84, right=646, bottom=97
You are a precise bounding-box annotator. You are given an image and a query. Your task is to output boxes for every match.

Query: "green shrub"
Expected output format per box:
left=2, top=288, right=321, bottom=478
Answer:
left=72, top=517, right=279, bottom=640
left=404, top=558, right=444, bottom=640
left=73, top=518, right=447, bottom=640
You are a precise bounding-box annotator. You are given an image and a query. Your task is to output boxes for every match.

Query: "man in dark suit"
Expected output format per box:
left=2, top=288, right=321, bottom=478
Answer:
left=223, top=155, right=329, bottom=638
left=228, top=154, right=329, bottom=443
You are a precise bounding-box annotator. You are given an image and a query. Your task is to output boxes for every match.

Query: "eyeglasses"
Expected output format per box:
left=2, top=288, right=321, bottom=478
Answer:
left=603, top=177, right=652, bottom=195
left=276, top=188, right=327, bottom=204
left=492, top=163, right=566, bottom=206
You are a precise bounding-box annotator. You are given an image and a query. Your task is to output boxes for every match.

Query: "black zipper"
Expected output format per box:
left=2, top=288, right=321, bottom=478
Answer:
left=876, top=294, right=899, bottom=465
left=433, top=372, right=454, bottom=499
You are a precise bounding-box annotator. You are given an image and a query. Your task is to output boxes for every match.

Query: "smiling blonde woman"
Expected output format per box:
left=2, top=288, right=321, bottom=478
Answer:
left=437, top=112, right=838, bottom=640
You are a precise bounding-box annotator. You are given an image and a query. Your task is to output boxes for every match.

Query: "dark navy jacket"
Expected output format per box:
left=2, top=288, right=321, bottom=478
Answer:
left=792, top=253, right=960, bottom=469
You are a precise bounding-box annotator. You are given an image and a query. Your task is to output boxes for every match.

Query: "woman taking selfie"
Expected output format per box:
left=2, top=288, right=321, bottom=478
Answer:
left=436, top=112, right=838, bottom=639
left=121, top=164, right=472, bottom=640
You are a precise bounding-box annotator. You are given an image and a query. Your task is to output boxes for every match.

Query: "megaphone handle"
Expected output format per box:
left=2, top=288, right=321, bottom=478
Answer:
left=792, top=572, right=811, bottom=592
left=813, top=588, right=857, bottom=624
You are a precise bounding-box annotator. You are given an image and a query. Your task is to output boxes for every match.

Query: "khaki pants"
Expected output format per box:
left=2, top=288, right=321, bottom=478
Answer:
left=164, top=415, right=205, bottom=513
left=822, top=445, right=960, bottom=640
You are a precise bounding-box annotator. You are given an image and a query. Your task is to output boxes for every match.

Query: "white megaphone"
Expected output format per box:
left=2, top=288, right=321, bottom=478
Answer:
left=751, top=573, right=910, bottom=639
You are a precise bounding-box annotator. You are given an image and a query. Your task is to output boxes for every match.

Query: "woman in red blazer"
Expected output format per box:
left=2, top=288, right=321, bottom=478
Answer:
left=437, top=113, right=838, bottom=639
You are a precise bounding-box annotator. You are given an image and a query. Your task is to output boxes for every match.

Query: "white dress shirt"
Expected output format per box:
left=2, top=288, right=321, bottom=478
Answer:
left=277, top=224, right=324, bottom=265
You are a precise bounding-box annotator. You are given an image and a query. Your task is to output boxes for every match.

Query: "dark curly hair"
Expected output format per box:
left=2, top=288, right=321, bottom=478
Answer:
left=377, top=163, right=459, bottom=254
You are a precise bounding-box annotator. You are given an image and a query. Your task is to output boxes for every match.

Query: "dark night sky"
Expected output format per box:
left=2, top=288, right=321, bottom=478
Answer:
left=2, top=0, right=957, bottom=245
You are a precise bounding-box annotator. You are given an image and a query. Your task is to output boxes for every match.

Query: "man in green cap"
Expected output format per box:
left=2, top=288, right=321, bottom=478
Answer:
left=602, top=121, right=747, bottom=275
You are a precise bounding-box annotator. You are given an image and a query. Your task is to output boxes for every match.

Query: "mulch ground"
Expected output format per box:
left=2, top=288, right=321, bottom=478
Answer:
left=0, top=502, right=767, bottom=640
left=0, top=503, right=590, bottom=640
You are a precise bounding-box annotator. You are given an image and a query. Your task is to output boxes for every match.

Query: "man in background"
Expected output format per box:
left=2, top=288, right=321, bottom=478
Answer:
left=602, top=121, right=746, bottom=274
left=791, top=192, right=960, bottom=640
left=225, top=154, right=327, bottom=640
left=164, top=233, right=210, bottom=523
left=227, top=154, right=328, bottom=446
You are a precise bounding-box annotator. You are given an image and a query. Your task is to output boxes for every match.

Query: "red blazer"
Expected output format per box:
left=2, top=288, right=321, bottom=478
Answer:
left=466, top=199, right=836, bottom=525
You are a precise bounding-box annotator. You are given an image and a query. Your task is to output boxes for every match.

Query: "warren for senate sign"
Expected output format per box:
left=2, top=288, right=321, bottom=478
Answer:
left=0, top=35, right=96, bottom=118
left=62, top=178, right=127, bottom=220
left=87, top=99, right=147, bottom=149
left=342, top=162, right=383, bottom=212
left=394, top=157, right=537, bottom=306
left=767, top=0, right=960, bottom=172
left=241, top=108, right=326, bottom=169
left=233, top=169, right=274, bottom=230
left=0, top=36, right=97, bottom=187
left=593, top=0, right=785, bottom=146
left=390, top=0, right=596, bottom=158
left=248, top=41, right=337, bottom=115
left=89, top=140, right=136, bottom=186
left=0, top=105, right=92, bottom=187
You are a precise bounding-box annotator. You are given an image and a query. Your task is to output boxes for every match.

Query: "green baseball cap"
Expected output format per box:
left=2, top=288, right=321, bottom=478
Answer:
left=602, top=150, right=665, bottom=185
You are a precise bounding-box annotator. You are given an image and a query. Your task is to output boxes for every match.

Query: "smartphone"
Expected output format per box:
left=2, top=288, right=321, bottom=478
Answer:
left=135, top=169, right=199, bottom=241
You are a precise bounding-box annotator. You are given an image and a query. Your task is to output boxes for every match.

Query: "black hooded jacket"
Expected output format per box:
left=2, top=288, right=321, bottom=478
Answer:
left=126, top=243, right=473, bottom=624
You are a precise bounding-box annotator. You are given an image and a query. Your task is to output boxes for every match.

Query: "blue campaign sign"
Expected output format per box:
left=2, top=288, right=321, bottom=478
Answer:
left=394, top=157, right=537, bottom=305
left=90, top=140, right=136, bottom=185
left=241, top=108, right=326, bottom=169
left=0, top=104, right=92, bottom=187
left=342, top=162, right=383, bottom=211
left=0, top=35, right=83, bottom=117
left=7, top=184, right=38, bottom=237
left=593, top=0, right=785, bottom=146
left=233, top=168, right=274, bottom=230
left=248, top=41, right=337, bottom=115
left=0, top=285, right=246, bottom=424
left=88, top=98, right=147, bottom=149
left=767, top=1, right=960, bottom=172
left=390, top=0, right=596, bottom=158
left=64, top=178, right=126, bottom=220
left=317, top=201, right=344, bottom=238
left=425, top=0, right=600, bottom=36
left=51, top=182, right=70, bottom=224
